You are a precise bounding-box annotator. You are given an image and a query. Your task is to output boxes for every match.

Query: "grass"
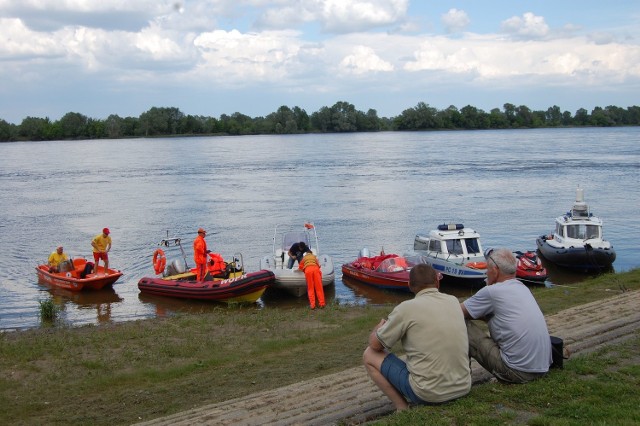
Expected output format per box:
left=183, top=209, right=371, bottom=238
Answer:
left=0, top=268, right=638, bottom=425
left=376, top=334, right=640, bottom=425
left=38, top=298, right=60, bottom=323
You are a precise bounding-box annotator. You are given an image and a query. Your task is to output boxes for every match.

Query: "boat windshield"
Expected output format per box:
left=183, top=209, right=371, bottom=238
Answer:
left=282, top=231, right=310, bottom=250
left=565, top=224, right=601, bottom=240
left=376, top=257, right=409, bottom=273
left=445, top=237, right=481, bottom=255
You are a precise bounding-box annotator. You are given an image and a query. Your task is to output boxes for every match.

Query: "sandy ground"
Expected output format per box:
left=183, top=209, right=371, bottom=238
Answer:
left=137, top=290, right=639, bottom=426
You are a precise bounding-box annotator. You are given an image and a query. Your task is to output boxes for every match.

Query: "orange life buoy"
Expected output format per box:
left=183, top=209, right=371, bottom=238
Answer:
left=153, top=248, right=166, bottom=275
left=466, top=261, right=487, bottom=270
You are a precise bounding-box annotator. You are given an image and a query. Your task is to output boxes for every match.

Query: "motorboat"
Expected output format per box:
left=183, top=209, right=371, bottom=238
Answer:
left=260, top=223, right=335, bottom=297
left=412, top=223, right=487, bottom=285
left=341, top=248, right=429, bottom=292
left=514, top=250, right=548, bottom=283
left=36, top=258, right=123, bottom=291
left=137, top=235, right=274, bottom=303
left=536, top=188, right=616, bottom=271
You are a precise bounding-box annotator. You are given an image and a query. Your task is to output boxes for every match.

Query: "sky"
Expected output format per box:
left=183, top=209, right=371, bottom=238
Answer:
left=1, top=0, right=639, bottom=124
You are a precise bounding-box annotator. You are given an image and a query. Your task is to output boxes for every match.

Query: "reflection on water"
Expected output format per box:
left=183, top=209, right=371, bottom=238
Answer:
left=1, top=128, right=639, bottom=330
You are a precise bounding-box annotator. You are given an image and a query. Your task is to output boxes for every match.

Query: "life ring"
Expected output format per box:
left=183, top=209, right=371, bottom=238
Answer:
left=466, top=261, right=487, bottom=270
left=153, top=248, right=166, bottom=275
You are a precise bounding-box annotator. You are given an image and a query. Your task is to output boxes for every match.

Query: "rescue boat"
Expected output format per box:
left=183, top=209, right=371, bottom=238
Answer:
left=341, top=248, right=429, bottom=292
left=260, top=223, right=335, bottom=297
left=35, top=258, right=123, bottom=291
left=411, top=223, right=487, bottom=285
left=138, top=235, right=274, bottom=303
left=536, top=188, right=616, bottom=271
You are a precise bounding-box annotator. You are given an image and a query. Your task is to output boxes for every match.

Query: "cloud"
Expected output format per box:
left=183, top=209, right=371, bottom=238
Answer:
left=255, top=0, right=409, bottom=33
left=441, top=8, right=469, bottom=34
left=339, top=45, right=394, bottom=74
left=404, top=34, right=640, bottom=85
left=501, top=12, right=549, bottom=39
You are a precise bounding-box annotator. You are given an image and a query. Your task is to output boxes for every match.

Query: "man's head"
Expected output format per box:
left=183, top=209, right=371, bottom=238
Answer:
left=198, top=228, right=206, bottom=236
left=408, top=263, right=440, bottom=293
left=484, top=248, right=517, bottom=284
left=56, top=245, right=63, bottom=254
left=102, top=228, right=110, bottom=236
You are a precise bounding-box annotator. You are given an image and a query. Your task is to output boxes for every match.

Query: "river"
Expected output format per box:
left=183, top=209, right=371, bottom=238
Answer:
left=1, top=127, right=638, bottom=330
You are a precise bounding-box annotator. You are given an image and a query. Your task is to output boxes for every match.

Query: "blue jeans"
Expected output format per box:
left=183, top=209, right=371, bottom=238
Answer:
left=380, top=353, right=427, bottom=405
left=287, top=254, right=303, bottom=269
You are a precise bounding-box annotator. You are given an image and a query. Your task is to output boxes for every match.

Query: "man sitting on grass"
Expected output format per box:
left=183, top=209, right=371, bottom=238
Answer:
left=363, top=263, right=471, bottom=411
left=461, top=248, right=552, bottom=383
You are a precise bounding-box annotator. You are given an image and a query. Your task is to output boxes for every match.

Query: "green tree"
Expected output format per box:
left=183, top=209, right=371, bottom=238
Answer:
left=18, top=116, right=51, bottom=141
left=545, top=105, right=562, bottom=126
left=0, top=119, right=17, bottom=141
left=58, top=112, right=88, bottom=139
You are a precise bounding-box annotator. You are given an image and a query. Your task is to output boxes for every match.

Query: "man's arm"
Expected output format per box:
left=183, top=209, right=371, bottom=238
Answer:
left=460, top=302, right=473, bottom=319
left=368, top=319, right=386, bottom=352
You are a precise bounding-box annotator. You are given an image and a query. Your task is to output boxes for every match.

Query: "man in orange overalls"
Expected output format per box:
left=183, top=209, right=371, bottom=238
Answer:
left=193, top=228, right=208, bottom=282
left=299, top=250, right=325, bottom=309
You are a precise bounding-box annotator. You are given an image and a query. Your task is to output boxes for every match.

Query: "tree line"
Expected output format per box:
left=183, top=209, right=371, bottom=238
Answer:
left=1, top=101, right=639, bottom=142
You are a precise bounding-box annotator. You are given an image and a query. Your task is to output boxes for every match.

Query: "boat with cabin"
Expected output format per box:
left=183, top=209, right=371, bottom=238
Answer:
left=536, top=188, right=616, bottom=271
left=412, top=223, right=487, bottom=285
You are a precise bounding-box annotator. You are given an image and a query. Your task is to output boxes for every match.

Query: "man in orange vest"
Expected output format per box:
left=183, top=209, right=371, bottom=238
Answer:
left=299, top=249, right=325, bottom=309
left=193, top=228, right=208, bottom=282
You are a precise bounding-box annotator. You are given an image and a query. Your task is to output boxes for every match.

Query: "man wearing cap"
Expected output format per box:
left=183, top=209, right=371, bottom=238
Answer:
left=193, top=228, right=208, bottom=282
left=460, top=248, right=551, bottom=384
left=91, top=228, right=112, bottom=274
left=48, top=245, right=69, bottom=273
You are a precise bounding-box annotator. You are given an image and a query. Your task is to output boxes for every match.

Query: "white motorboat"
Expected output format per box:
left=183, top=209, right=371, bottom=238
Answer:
left=411, top=223, right=487, bottom=284
left=536, top=188, right=616, bottom=271
left=260, top=223, right=335, bottom=297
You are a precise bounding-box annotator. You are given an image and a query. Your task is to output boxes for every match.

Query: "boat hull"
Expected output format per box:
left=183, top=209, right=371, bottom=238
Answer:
left=35, top=259, right=123, bottom=291
left=261, top=254, right=335, bottom=297
left=536, top=236, right=616, bottom=271
left=411, top=252, right=487, bottom=285
left=341, top=263, right=411, bottom=292
left=137, top=270, right=275, bottom=303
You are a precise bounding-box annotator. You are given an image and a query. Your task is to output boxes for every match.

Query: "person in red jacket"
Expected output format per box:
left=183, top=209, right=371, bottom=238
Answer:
left=193, top=228, right=208, bottom=282
left=299, top=249, right=325, bottom=309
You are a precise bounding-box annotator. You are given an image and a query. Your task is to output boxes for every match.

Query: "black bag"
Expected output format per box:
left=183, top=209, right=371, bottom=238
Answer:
left=81, top=262, right=94, bottom=278
left=550, top=335, right=565, bottom=369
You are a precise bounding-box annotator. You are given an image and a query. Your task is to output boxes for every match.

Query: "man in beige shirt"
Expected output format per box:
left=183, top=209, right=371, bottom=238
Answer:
left=363, top=263, right=471, bottom=411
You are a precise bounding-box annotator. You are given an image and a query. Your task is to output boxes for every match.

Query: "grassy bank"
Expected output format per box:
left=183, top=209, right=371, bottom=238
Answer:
left=1, top=269, right=638, bottom=425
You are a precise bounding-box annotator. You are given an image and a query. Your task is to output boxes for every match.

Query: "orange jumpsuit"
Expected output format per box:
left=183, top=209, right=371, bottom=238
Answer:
left=299, top=253, right=325, bottom=309
left=193, top=234, right=208, bottom=282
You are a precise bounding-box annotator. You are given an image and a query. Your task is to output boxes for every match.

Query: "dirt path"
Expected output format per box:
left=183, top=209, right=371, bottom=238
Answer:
left=137, top=290, right=640, bottom=426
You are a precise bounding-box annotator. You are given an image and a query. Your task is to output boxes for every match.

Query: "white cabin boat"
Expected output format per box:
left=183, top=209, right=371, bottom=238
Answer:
left=260, top=223, right=335, bottom=297
left=412, top=223, right=487, bottom=284
left=536, top=188, right=616, bottom=271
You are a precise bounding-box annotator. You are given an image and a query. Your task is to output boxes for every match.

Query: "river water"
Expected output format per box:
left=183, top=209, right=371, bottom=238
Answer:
left=1, top=127, right=638, bottom=330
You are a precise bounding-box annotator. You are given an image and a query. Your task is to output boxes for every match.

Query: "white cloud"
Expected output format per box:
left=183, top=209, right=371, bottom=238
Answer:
left=339, top=45, right=394, bottom=74
left=255, top=0, right=409, bottom=33
left=404, top=34, right=640, bottom=84
left=441, top=8, right=469, bottom=34
left=501, top=12, right=550, bottom=39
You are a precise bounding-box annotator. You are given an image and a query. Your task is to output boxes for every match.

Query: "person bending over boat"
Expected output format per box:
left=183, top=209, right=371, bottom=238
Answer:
left=193, top=228, right=209, bottom=282
left=363, top=264, right=471, bottom=411
left=48, top=245, right=69, bottom=273
left=298, top=249, right=325, bottom=309
left=460, top=248, right=552, bottom=383
left=91, top=228, right=112, bottom=275
left=287, top=241, right=307, bottom=269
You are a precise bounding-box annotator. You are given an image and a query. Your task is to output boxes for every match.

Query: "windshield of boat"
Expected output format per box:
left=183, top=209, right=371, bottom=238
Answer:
left=282, top=231, right=310, bottom=250
left=565, top=224, right=601, bottom=240
left=445, top=237, right=480, bottom=255
left=376, top=257, right=409, bottom=272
